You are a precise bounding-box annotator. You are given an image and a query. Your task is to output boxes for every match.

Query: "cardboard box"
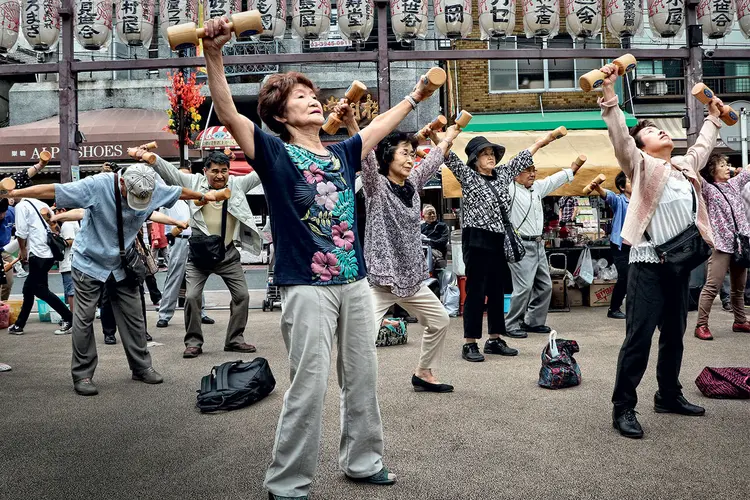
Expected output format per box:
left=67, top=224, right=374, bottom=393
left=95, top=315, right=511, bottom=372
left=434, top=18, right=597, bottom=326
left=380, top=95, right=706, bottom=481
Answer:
left=568, top=287, right=583, bottom=307
left=551, top=279, right=566, bottom=308
left=585, top=279, right=617, bottom=307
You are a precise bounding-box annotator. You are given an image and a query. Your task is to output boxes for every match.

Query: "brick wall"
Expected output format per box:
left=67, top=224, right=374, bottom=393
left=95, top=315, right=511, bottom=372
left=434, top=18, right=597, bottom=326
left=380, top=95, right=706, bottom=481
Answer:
left=456, top=1, right=620, bottom=114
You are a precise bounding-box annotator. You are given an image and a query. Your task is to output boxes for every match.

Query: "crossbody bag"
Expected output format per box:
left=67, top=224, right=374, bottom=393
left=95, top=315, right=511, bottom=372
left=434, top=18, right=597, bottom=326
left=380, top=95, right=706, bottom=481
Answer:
left=26, top=200, right=67, bottom=261
left=715, top=186, right=750, bottom=268
left=644, top=170, right=711, bottom=274
left=114, top=173, right=146, bottom=285
left=483, top=178, right=525, bottom=263
left=189, top=199, right=228, bottom=269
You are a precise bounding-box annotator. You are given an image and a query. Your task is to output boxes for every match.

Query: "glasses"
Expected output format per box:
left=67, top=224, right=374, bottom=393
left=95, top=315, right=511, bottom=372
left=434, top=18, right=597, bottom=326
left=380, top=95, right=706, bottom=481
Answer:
left=396, top=149, right=417, bottom=159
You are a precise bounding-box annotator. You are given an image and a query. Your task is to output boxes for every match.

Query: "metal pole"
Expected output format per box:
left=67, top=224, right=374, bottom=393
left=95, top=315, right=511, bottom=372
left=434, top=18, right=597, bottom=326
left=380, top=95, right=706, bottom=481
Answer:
left=58, top=0, right=78, bottom=183
left=375, top=0, right=390, bottom=112
left=685, top=0, right=703, bottom=148
left=741, top=108, right=748, bottom=169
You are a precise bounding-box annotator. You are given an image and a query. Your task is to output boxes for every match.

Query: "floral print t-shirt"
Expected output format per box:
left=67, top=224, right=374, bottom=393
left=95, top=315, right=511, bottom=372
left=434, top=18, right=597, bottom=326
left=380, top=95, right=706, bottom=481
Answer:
left=251, top=126, right=366, bottom=286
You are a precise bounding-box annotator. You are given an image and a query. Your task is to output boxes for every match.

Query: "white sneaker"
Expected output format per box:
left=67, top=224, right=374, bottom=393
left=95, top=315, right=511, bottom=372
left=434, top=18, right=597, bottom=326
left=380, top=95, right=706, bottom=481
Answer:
left=54, top=321, right=73, bottom=335
left=0, top=362, right=10, bottom=372
left=16, top=271, right=28, bottom=278
left=8, top=325, right=23, bottom=335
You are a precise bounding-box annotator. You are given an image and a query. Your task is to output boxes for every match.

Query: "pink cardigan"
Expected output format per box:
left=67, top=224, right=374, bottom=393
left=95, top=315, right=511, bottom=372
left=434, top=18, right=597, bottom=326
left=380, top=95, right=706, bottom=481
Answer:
left=600, top=95, right=719, bottom=248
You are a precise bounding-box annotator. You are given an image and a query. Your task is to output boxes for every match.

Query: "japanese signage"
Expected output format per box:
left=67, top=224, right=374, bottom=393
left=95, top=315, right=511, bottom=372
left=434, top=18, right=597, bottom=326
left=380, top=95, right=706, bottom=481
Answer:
left=75, top=0, right=113, bottom=50
left=158, top=0, right=198, bottom=42
left=338, top=0, right=375, bottom=41
left=115, top=0, right=155, bottom=46
left=478, top=0, right=516, bottom=39
left=1, top=142, right=175, bottom=163
left=207, top=0, right=241, bottom=20
left=522, top=0, right=560, bottom=37
left=390, top=0, right=428, bottom=41
left=697, top=0, right=736, bottom=39
left=322, top=92, right=379, bottom=127
left=291, top=0, right=331, bottom=39
left=565, top=0, right=602, bottom=38
left=0, top=0, right=21, bottom=52
left=249, top=0, right=286, bottom=40
left=22, top=0, right=60, bottom=51
left=605, top=0, right=644, bottom=38
left=434, top=0, right=472, bottom=38
left=647, top=0, right=685, bottom=38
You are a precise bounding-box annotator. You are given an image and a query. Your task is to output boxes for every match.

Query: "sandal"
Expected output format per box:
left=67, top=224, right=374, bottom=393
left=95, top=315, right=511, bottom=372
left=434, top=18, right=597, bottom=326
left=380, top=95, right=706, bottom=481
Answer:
left=348, top=466, right=397, bottom=485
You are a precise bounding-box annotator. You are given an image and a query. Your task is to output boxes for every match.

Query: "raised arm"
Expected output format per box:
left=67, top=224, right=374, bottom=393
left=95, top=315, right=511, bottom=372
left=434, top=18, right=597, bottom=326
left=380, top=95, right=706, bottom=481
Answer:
left=149, top=211, right=187, bottom=229
left=598, top=64, right=642, bottom=178
left=203, top=17, right=256, bottom=160
left=684, top=101, right=723, bottom=174
left=2, top=184, right=56, bottom=200
left=443, top=151, right=473, bottom=185
left=410, top=125, right=461, bottom=190
left=51, top=208, right=85, bottom=223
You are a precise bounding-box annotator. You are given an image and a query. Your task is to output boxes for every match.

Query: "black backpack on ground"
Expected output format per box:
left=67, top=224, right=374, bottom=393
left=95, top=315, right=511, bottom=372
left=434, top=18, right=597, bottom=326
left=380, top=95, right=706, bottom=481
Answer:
left=196, top=358, right=276, bottom=413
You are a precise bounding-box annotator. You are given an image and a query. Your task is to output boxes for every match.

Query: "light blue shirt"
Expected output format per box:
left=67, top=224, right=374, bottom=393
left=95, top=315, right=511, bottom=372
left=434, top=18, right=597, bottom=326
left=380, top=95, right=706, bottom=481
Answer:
left=55, top=172, right=181, bottom=282
left=605, top=190, right=630, bottom=249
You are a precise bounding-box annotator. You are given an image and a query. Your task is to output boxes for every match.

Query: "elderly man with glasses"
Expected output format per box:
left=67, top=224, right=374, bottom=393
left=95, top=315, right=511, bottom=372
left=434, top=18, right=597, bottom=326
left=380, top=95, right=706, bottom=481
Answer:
left=504, top=158, right=583, bottom=338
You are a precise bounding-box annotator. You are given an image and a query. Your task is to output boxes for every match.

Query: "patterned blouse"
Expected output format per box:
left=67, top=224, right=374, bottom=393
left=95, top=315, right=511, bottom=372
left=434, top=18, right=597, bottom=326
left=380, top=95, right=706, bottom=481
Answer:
left=700, top=170, right=750, bottom=254
left=363, top=147, right=445, bottom=297
left=445, top=150, right=534, bottom=234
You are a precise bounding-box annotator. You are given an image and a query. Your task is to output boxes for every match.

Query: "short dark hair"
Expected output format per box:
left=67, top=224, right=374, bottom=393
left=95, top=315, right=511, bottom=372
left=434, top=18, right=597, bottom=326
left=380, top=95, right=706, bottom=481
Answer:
left=629, top=119, right=657, bottom=150
left=375, top=132, right=419, bottom=177
left=104, top=161, right=121, bottom=172
left=700, top=153, right=728, bottom=184
left=204, top=151, right=231, bottom=170
left=258, top=72, right=319, bottom=142
left=615, top=171, right=627, bottom=192
left=0, top=198, right=8, bottom=213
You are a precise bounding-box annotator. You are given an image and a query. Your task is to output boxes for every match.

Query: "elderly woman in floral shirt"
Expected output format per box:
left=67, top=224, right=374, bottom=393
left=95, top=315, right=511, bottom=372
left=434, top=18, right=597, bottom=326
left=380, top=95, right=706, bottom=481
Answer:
left=695, top=154, right=750, bottom=341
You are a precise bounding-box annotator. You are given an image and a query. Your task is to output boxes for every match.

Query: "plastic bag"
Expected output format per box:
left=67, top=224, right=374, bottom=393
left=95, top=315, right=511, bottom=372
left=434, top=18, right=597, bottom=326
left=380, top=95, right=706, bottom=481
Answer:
left=440, top=272, right=460, bottom=317
left=599, top=264, right=619, bottom=281
left=573, top=247, right=594, bottom=287
left=450, top=230, right=465, bottom=276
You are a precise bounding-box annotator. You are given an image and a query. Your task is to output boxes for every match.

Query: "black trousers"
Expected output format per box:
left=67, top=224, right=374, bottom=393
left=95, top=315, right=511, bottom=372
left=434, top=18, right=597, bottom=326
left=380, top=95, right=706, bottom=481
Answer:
left=145, top=274, right=161, bottom=305
left=101, top=283, right=148, bottom=338
left=612, top=262, right=690, bottom=409
left=462, top=241, right=507, bottom=339
left=609, top=243, right=631, bottom=312
left=15, top=255, right=72, bottom=328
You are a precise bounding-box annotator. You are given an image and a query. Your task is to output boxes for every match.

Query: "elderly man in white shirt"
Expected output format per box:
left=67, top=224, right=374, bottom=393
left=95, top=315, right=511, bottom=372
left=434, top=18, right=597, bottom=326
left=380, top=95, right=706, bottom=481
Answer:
left=504, top=158, right=583, bottom=338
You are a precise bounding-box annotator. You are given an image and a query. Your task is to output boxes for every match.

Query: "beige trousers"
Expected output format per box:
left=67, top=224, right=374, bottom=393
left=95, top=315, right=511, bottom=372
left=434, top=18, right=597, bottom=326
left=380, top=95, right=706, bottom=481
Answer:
left=371, top=284, right=450, bottom=370
left=697, top=250, right=748, bottom=327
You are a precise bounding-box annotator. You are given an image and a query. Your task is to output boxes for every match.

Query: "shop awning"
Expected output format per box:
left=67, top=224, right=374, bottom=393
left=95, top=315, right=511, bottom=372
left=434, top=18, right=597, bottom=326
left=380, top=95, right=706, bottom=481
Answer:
left=0, top=108, right=179, bottom=164
left=461, top=110, right=637, bottom=132
left=442, top=130, right=623, bottom=198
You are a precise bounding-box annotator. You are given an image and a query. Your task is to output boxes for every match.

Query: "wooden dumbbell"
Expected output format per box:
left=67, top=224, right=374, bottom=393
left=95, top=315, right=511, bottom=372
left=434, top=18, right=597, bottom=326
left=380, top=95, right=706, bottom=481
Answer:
left=0, top=177, right=15, bottom=195
left=170, top=226, right=184, bottom=237
left=194, top=188, right=232, bottom=206
left=455, top=110, right=473, bottom=130
left=583, top=173, right=606, bottom=195
left=167, top=11, right=263, bottom=50
left=414, top=67, right=447, bottom=98
left=415, top=149, right=426, bottom=159
left=415, top=115, right=448, bottom=141
left=574, top=154, right=587, bottom=167
left=691, top=83, right=739, bottom=126
left=142, top=142, right=158, bottom=151
left=540, top=126, right=568, bottom=146
left=322, top=81, right=368, bottom=135
left=579, top=54, right=637, bottom=92
left=127, top=147, right=157, bottom=165
left=3, top=256, right=19, bottom=273
left=38, top=150, right=52, bottom=167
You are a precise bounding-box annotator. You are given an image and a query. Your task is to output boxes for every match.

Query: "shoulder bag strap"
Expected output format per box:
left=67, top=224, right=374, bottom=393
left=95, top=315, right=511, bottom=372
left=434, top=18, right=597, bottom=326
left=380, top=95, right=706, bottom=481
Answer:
left=483, top=177, right=512, bottom=227
left=113, top=173, right=126, bottom=256
left=644, top=169, right=698, bottom=243
left=221, top=198, right=228, bottom=244
left=25, top=200, right=53, bottom=234
left=715, top=186, right=740, bottom=232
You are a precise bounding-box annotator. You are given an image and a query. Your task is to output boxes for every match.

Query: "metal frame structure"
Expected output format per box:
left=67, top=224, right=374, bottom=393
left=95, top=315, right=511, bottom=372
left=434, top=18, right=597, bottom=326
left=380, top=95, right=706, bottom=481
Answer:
left=3, top=0, right=749, bottom=181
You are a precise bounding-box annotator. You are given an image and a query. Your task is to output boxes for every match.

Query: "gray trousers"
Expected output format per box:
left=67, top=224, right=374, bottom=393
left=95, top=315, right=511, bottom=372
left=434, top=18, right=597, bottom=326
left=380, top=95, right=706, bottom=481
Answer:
left=71, top=268, right=152, bottom=382
left=158, top=237, right=206, bottom=322
left=184, top=245, right=249, bottom=348
left=506, top=239, right=552, bottom=332
left=264, top=279, right=384, bottom=498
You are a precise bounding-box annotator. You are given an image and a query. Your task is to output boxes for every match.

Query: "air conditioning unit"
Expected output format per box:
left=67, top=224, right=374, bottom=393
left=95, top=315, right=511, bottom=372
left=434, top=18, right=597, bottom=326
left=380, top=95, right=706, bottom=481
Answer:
left=636, top=74, right=668, bottom=96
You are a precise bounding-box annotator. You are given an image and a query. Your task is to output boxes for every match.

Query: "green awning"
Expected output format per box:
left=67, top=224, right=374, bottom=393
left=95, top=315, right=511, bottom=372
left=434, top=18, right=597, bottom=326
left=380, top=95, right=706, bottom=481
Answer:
left=462, top=110, right=638, bottom=132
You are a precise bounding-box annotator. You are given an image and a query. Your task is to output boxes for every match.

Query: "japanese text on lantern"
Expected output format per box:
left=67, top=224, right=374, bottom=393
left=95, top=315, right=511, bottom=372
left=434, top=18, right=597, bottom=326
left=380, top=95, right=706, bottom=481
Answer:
left=480, top=0, right=512, bottom=22
left=711, top=0, right=733, bottom=26
left=121, top=0, right=140, bottom=33
left=623, top=0, right=636, bottom=26
left=78, top=1, right=100, bottom=39
left=574, top=0, right=598, bottom=24
left=533, top=0, right=556, bottom=24
left=209, top=0, right=227, bottom=18
left=167, top=0, right=181, bottom=25
left=257, top=0, right=273, bottom=28
left=343, top=0, right=366, bottom=27
left=26, top=0, right=40, bottom=36
left=392, top=0, right=424, bottom=28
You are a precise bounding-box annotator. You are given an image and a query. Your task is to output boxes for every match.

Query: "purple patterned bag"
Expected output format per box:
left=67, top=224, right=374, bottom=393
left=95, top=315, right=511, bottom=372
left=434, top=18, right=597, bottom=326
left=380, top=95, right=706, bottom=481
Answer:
left=538, top=331, right=581, bottom=390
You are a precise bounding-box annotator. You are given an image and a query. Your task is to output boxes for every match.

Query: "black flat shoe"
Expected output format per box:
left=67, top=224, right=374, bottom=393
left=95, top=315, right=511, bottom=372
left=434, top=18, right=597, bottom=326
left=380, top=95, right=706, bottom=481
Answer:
left=503, top=329, right=528, bottom=339
left=607, top=309, right=626, bottom=319
left=654, top=392, right=705, bottom=416
left=411, top=374, right=454, bottom=393
left=612, top=407, right=643, bottom=439
left=520, top=322, right=551, bottom=334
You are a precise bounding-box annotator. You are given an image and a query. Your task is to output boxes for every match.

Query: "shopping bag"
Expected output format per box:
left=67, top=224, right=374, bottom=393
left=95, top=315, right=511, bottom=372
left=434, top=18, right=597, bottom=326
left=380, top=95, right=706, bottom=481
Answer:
left=573, top=247, right=594, bottom=287
left=376, top=318, right=408, bottom=347
left=695, top=367, right=750, bottom=399
left=538, top=330, right=581, bottom=390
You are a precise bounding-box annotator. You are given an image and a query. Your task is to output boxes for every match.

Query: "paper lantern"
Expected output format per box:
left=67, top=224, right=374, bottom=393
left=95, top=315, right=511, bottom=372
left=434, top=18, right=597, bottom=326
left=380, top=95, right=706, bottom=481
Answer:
left=75, top=0, right=113, bottom=50
left=249, top=0, right=286, bottom=41
left=739, top=0, right=750, bottom=37
left=292, top=0, right=331, bottom=40
left=159, top=0, right=198, bottom=42
left=565, top=0, right=602, bottom=38
left=115, top=0, right=155, bottom=46
left=478, top=0, right=516, bottom=39
left=605, top=0, right=644, bottom=38
left=22, top=0, right=60, bottom=51
left=434, top=0, right=473, bottom=39
left=390, top=0, right=428, bottom=41
left=205, top=0, right=241, bottom=21
left=0, top=0, right=20, bottom=53
left=698, top=0, right=736, bottom=39
left=646, top=0, right=684, bottom=37
left=522, top=0, right=560, bottom=37
left=337, top=0, right=374, bottom=41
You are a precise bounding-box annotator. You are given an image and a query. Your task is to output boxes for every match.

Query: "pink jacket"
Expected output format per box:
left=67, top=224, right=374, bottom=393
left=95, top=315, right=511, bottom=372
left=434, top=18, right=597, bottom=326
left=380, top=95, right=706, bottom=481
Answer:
left=600, top=95, right=720, bottom=248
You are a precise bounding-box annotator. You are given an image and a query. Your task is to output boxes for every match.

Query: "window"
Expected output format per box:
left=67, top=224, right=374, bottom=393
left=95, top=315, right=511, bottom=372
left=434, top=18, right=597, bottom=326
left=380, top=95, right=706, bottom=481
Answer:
left=488, top=35, right=604, bottom=93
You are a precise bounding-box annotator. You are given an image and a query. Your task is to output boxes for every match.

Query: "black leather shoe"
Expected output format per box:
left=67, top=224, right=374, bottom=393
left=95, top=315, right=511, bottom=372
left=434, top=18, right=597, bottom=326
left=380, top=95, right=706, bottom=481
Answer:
left=654, top=392, right=705, bottom=416
left=201, top=316, right=215, bottom=325
left=462, top=342, right=485, bottom=362
left=74, top=378, right=99, bottom=396
left=503, top=329, right=528, bottom=339
left=483, top=338, right=518, bottom=356
left=607, top=309, right=626, bottom=319
left=411, top=374, right=454, bottom=393
left=104, top=335, right=117, bottom=345
left=145, top=333, right=153, bottom=342
left=612, top=407, right=643, bottom=439
left=520, top=322, right=551, bottom=334
left=156, top=319, right=169, bottom=328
